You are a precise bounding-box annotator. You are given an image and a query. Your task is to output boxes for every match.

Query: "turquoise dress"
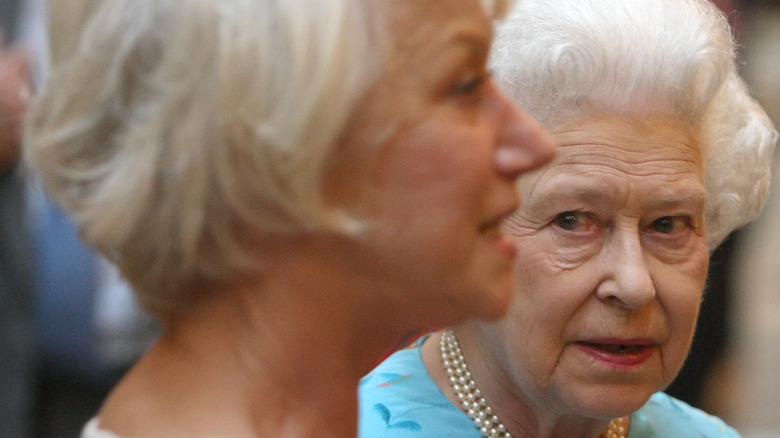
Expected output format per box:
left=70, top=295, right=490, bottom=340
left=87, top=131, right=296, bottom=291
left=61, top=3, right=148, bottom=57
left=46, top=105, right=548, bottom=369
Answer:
left=359, top=343, right=740, bottom=438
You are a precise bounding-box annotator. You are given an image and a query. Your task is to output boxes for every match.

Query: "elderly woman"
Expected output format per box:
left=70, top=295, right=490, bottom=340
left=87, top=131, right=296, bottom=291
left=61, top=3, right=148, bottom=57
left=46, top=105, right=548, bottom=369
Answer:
left=359, top=0, right=777, bottom=437
left=24, top=0, right=556, bottom=437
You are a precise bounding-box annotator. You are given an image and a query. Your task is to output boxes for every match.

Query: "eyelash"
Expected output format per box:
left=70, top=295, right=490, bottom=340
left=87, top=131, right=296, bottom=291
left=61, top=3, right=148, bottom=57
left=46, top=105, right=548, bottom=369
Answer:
left=553, top=211, right=595, bottom=232
left=649, top=216, right=693, bottom=234
left=552, top=211, right=694, bottom=236
left=453, top=71, right=491, bottom=95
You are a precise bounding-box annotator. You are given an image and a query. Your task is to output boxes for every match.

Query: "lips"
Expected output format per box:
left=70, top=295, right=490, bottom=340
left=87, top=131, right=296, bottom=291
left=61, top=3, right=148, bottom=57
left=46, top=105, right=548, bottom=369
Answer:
left=478, top=219, right=503, bottom=237
left=479, top=204, right=519, bottom=259
left=587, top=343, right=648, bottom=354
left=575, top=339, right=657, bottom=367
left=480, top=199, right=519, bottom=235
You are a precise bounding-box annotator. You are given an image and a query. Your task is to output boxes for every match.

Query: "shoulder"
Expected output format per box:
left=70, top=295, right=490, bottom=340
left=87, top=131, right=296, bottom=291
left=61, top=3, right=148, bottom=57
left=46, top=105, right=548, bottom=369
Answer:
left=359, top=344, right=478, bottom=438
left=629, top=392, right=740, bottom=437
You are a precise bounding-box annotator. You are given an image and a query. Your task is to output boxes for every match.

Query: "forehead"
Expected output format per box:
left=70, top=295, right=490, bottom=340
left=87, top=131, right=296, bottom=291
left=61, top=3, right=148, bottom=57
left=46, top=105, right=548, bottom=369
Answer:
left=524, top=116, right=705, bottom=204
left=390, top=0, right=493, bottom=52
left=550, top=116, right=701, bottom=174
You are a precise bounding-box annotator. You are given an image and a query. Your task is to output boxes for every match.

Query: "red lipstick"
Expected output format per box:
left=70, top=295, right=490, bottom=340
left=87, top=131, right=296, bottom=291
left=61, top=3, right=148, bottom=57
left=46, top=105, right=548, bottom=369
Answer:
left=575, top=339, right=657, bottom=368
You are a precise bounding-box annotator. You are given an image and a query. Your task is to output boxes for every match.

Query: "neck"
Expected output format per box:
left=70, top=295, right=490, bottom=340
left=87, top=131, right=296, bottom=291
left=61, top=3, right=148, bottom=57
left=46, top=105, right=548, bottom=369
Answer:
left=99, top=241, right=412, bottom=438
left=423, top=328, right=621, bottom=438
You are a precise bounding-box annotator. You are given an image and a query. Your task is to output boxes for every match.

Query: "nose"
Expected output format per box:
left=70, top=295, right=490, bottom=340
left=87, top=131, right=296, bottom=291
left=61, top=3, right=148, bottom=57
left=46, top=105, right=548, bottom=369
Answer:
left=493, top=90, right=557, bottom=179
left=595, top=230, right=656, bottom=309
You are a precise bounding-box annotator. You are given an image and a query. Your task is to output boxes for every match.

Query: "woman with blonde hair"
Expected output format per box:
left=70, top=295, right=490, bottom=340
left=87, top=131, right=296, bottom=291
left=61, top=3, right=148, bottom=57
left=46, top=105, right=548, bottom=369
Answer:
left=25, top=0, right=556, bottom=436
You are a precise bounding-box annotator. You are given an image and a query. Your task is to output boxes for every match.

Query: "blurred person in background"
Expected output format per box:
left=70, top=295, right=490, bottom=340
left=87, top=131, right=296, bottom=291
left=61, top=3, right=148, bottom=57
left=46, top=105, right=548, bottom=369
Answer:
left=0, top=0, right=35, bottom=435
left=2, top=1, right=157, bottom=437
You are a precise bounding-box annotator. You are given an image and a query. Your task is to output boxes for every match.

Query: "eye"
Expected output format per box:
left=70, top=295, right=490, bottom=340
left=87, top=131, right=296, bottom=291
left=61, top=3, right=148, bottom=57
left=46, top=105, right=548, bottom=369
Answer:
left=650, top=216, right=690, bottom=234
left=452, top=71, right=490, bottom=95
left=553, top=211, right=594, bottom=231
left=652, top=217, right=675, bottom=233
left=554, top=211, right=580, bottom=230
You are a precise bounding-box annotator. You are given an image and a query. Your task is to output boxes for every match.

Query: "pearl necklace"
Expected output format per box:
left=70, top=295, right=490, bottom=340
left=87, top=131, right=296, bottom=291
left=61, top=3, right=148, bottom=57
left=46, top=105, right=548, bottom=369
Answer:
left=440, top=330, right=629, bottom=438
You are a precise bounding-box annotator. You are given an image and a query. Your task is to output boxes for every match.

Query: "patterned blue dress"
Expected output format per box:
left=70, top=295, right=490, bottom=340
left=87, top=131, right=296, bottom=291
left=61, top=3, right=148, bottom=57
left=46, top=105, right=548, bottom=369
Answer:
left=359, top=344, right=740, bottom=438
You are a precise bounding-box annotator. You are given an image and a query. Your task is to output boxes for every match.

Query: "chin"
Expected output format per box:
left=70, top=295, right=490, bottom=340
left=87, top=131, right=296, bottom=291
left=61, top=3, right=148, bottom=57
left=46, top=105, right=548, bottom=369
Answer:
left=473, top=279, right=515, bottom=321
left=567, top=384, right=658, bottom=419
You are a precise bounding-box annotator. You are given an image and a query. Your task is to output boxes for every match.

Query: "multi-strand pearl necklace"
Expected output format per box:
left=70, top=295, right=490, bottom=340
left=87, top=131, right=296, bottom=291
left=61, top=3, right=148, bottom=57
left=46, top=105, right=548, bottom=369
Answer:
left=439, top=329, right=629, bottom=438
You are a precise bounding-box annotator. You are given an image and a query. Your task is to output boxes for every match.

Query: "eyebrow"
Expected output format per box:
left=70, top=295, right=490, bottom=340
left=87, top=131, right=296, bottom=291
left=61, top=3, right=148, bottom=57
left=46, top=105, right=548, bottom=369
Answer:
left=448, top=29, right=492, bottom=52
left=414, top=19, right=492, bottom=60
left=530, top=181, right=705, bottom=212
left=530, top=185, right=619, bottom=209
left=644, top=191, right=705, bottom=211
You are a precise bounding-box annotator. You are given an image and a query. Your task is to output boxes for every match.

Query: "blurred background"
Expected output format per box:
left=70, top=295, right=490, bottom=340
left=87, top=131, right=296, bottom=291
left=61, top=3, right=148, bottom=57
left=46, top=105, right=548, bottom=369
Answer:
left=0, top=0, right=778, bottom=437
left=0, top=2, right=158, bottom=437
left=704, top=2, right=780, bottom=437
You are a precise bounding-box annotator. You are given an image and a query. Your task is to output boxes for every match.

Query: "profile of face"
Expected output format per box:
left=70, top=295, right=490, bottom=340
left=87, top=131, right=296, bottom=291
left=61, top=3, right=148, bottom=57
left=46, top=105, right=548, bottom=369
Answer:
left=323, top=0, right=555, bottom=328
left=485, top=116, right=709, bottom=417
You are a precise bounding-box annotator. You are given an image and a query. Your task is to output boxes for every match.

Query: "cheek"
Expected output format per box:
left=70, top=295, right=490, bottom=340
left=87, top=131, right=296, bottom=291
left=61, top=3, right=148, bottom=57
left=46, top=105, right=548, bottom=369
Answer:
left=513, top=233, right=597, bottom=308
left=512, top=238, right=552, bottom=297
left=655, top=256, right=707, bottom=364
left=511, top=240, right=590, bottom=345
left=379, top=132, right=492, bottom=210
left=487, top=312, right=562, bottom=390
left=665, top=280, right=702, bottom=341
left=657, top=251, right=708, bottom=319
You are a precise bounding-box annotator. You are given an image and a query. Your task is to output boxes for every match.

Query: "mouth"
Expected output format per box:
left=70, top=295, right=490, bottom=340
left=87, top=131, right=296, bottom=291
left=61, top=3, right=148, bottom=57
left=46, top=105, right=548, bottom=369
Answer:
left=583, top=342, right=651, bottom=353
left=575, top=340, right=657, bottom=367
left=478, top=219, right=503, bottom=237
left=478, top=206, right=518, bottom=260
left=479, top=202, right=519, bottom=236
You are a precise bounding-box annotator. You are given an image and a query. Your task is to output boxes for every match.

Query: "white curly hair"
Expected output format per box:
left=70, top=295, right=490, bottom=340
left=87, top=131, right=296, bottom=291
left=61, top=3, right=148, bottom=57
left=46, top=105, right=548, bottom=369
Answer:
left=490, top=0, right=777, bottom=249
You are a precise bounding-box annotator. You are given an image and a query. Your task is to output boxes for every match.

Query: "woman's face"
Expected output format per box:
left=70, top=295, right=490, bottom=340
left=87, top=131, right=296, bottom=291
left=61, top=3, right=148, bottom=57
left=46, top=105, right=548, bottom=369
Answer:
left=484, top=116, right=708, bottom=418
left=324, top=0, right=555, bottom=328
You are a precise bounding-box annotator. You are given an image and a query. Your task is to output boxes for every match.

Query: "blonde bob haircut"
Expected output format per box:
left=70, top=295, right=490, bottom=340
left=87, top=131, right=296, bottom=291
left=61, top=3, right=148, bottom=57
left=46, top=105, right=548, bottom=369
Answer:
left=491, top=0, right=777, bottom=250
left=25, top=0, right=513, bottom=312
